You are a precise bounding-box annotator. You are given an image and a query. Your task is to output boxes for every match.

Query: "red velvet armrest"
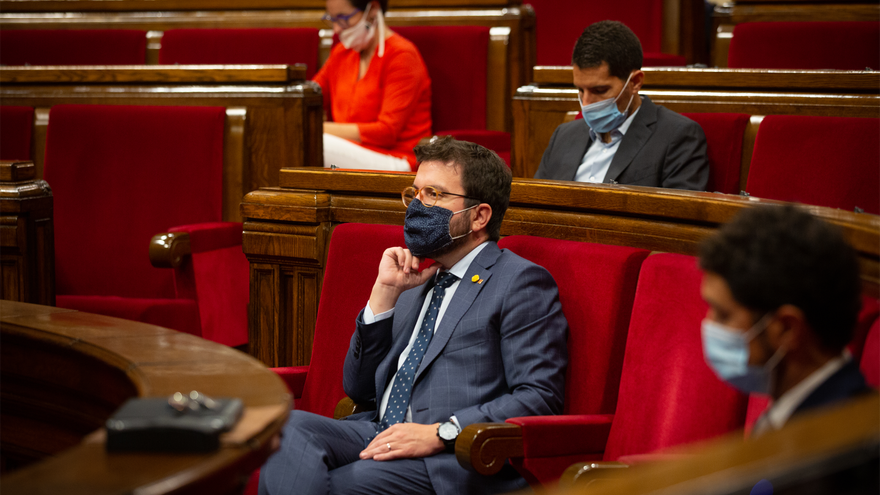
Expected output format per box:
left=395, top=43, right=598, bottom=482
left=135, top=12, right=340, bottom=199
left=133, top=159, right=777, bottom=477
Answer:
left=271, top=366, right=309, bottom=399
left=507, top=414, right=614, bottom=458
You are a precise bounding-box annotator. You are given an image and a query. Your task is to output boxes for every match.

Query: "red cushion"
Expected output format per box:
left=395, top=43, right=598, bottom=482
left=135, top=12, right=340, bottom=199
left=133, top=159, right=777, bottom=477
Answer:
left=0, top=106, right=34, bottom=160
left=298, top=223, right=406, bottom=417
left=44, top=105, right=225, bottom=301
left=728, top=22, right=880, bottom=70
left=394, top=26, right=488, bottom=132
left=642, top=52, right=686, bottom=67
left=604, top=253, right=748, bottom=461
left=158, top=28, right=321, bottom=79
left=527, top=0, right=666, bottom=65
left=849, top=297, right=880, bottom=362
left=497, top=236, right=649, bottom=416
left=746, top=115, right=880, bottom=214
left=56, top=295, right=201, bottom=336
left=0, top=30, right=147, bottom=65
left=681, top=113, right=750, bottom=195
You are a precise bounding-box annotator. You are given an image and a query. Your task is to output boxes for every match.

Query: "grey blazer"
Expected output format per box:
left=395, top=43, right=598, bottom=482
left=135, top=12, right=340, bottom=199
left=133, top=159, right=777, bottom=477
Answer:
left=343, top=242, right=569, bottom=495
left=534, top=95, right=709, bottom=191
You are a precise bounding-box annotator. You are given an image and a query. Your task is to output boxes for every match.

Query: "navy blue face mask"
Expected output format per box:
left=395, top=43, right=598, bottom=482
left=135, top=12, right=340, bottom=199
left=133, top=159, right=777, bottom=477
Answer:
left=404, top=199, right=477, bottom=257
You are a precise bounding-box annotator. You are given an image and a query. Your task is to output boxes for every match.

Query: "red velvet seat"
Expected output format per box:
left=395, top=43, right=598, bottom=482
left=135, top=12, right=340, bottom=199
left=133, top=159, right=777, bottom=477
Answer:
left=492, top=236, right=650, bottom=485
left=392, top=26, right=511, bottom=165
left=861, top=319, right=880, bottom=389
left=745, top=115, right=880, bottom=214
left=526, top=0, right=686, bottom=67
left=0, top=106, right=34, bottom=160
left=681, top=113, right=749, bottom=195
left=43, top=104, right=248, bottom=346
left=728, top=22, right=880, bottom=70
left=506, top=253, right=748, bottom=484
left=158, top=28, right=321, bottom=79
left=0, top=30, right=147, bottom=65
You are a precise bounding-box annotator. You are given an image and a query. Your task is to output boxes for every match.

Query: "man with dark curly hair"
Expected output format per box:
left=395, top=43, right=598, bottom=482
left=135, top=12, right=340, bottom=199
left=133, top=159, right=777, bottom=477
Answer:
left=535, top=20, right=709, bottom=191
left=699, top=205, right=872, bottom=436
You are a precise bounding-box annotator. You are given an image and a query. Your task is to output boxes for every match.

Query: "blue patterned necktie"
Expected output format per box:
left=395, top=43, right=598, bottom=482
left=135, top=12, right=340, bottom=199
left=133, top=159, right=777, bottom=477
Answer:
left=375, top=271, right=458, bottom=434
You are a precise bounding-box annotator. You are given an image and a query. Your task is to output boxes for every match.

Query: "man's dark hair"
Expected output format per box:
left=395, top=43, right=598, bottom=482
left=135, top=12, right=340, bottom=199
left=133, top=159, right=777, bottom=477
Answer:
left=414, top=136, right=512, bottom=241
left=351, top=0, right=388, bottom=13
left=699, top=205, right=862, bottom=351
left=572, top=20, right=643, bottom=81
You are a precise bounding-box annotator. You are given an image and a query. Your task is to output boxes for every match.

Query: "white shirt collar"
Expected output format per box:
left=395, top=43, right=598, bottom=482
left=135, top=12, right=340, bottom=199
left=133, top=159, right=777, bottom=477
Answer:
left=763, top=351, right=851, bottom=431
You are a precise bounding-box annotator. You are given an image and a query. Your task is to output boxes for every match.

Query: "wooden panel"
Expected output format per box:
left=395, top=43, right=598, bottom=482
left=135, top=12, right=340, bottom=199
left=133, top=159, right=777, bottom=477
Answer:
left=0, top=65, right=304, bottom=84
left=513, top=68, right=880, bottom=178
left=0, top=300, right=290, bottom=493
left=241, top=169, right=880, bottom=368
left=0, top=0, right=518, bottom=12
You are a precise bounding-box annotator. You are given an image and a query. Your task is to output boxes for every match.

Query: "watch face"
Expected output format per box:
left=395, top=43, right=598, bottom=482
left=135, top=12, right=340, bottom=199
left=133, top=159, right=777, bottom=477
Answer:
left=439, top=422, right=458, bottom=440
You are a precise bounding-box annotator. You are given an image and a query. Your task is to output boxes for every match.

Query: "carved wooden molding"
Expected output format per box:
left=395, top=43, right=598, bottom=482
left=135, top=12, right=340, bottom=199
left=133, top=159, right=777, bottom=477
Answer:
left=0, top=64, right=305, bottom=84
left=456, top=422, right=523, bottom=475
left=148, top=231, right=191, bottom=269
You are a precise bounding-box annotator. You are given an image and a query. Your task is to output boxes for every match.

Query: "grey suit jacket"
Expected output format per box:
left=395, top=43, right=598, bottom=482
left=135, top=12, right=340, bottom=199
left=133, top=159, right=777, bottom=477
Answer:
left=534, top=95, right=709, bottom=191
left=342, top=242, right=569, bottom=495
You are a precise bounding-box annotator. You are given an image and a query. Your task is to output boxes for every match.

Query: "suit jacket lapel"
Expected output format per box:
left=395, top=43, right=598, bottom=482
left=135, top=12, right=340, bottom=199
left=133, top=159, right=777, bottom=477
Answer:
left=605, top=95, right=657, bottom=183
left=565, top=120, right=593, bottom=180
left=414, top=243, right=501, bottom=383
left=374, top=282, right=433, bottom=397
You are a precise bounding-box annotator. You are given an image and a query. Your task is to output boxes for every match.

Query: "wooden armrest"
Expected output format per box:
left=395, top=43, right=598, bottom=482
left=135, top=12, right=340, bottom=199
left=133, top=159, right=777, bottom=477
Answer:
left=149, top=231, right=191, bottom=268
left=455, top=422, right=523, bottom=475
left=333, top=396, right=376, bottom=420
left=559, top=461, right=630, bottom=488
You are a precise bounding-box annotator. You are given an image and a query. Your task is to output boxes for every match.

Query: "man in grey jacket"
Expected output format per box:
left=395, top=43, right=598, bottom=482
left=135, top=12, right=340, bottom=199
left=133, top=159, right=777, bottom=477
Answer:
left=535, top=21, right=709, bottom=191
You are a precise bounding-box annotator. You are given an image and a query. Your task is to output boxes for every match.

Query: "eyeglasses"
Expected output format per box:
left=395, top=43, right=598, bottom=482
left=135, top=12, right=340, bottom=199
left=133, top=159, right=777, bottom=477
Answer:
left=321, top=9, right=361, bottom=29
left=402, top=186, right=480, bottom=208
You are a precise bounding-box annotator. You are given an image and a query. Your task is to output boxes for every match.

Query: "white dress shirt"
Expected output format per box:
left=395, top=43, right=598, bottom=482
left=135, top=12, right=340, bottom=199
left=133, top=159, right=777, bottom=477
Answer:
left=363, top=242, right=489, bottom=423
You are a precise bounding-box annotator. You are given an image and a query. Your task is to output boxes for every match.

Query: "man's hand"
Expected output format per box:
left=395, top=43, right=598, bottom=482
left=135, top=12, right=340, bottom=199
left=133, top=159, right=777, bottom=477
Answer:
left=369, top=247, right=440, bottom=314
left=360, top=423, right=444, bottom=461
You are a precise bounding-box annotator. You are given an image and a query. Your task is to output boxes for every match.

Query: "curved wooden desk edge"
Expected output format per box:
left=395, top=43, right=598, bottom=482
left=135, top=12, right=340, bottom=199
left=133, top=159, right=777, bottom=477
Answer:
left=0, top=300, right=290, bottom=495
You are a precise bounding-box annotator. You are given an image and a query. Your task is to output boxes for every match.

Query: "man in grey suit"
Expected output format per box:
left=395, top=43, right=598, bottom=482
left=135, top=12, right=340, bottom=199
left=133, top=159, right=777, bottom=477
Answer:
left=535, top=21, right=709, bottom=191
left=259, top=137, right=568, bottom=495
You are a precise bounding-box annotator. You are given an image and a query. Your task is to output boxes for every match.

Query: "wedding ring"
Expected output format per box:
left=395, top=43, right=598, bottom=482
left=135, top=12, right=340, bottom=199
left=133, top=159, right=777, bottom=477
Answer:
left=387, top=443, right=392, bottom=451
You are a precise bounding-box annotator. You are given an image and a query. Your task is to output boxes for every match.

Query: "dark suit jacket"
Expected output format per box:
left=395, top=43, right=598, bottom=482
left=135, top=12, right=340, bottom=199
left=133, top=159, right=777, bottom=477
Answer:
left=342, top=242, right=569, bottom=495
left=534, top=95, right=709, bottom=191
left=794, top=359, right=873, bottom=417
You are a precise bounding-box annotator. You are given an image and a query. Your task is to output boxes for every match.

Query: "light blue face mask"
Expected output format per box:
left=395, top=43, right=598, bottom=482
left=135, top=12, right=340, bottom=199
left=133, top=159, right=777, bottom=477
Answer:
left=701, top=314, right=786, bottom=395
left=580, top=71, right=635, bottom=134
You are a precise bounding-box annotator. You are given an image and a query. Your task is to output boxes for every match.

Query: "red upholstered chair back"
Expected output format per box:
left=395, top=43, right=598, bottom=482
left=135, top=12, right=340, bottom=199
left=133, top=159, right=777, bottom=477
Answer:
left=0, top=30, right=147, bottom=65
left=393, top=26, right=488, bottom=133
left=526, top=0, right=684, bottom=66
left=604, top=253, right=748, bottom=460
left=745, top=115, right=880, bottom=215
left=681, top=113, right=749, bottom=195
left=860, top=319, right=880, bottom=389
left=158, top=28, right=321, bottom=79
left=728, top=22, right=880, bottom=70
left=497, top=236, right=649, bottom=415
left=43, top=104, right=225, bottom=299
left=0, top=106, right=34, bottom=160
left=299, top=223, right=406, bottom=417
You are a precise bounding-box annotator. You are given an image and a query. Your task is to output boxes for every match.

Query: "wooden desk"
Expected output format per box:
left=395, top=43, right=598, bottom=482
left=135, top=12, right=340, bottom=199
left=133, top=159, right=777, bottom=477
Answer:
left=0, top=300, right=290, bottom=493
left=0, top=65, right=322, bottom=222
left=240, top=168, right=880, bottom=367
left=512, top=66, right=880, bottom=178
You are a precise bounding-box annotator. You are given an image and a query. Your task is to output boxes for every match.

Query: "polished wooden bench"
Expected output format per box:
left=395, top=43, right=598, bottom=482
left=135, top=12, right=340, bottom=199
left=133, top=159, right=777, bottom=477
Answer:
left=0, top=299, right=290, bottom=493
left=239, top=168, right=880, bottom=368
left=512, top=66, right=880, bottom=179
left=711, top=1, right=880, bottom=68
left=0, top=65, right=322, bottom=222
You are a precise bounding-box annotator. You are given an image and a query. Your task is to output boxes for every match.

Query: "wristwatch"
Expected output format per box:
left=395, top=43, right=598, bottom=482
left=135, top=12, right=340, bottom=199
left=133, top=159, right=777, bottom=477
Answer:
left=437, top=420, right=460, bottom=453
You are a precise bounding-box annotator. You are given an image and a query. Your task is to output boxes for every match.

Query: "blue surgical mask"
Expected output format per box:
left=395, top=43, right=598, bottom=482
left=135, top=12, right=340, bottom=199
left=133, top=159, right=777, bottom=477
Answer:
left=580, top=71, right=635, bottom=134
left=403, top=199, right=476, bottom=258
left=701, top=315, right=786, bottom=395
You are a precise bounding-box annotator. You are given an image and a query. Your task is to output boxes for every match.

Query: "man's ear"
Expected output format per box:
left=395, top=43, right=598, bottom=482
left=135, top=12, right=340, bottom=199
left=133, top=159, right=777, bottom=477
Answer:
left=471, top=204, right=493, bottom=233
left=771, top=304, right=810, bottom=350
left=630, top=69, right=645, bottom=93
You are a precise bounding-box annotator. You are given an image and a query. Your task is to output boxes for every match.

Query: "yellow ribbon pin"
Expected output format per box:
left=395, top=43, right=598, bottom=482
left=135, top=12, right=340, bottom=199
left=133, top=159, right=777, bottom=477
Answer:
left=471, top=275, right=479, bottom=283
